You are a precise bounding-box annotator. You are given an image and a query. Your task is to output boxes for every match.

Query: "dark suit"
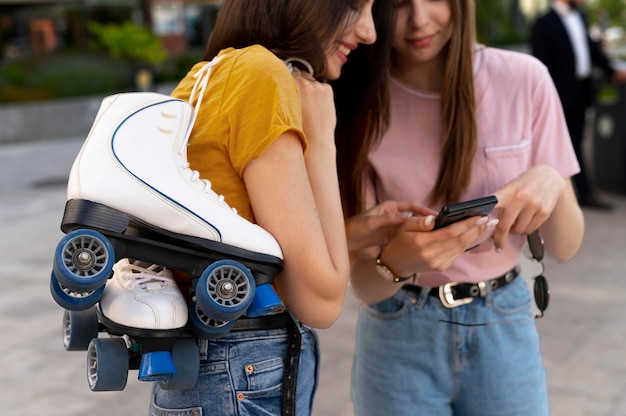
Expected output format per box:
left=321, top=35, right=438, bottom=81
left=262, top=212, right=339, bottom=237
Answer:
left=531, top=7, right=615, bottom=200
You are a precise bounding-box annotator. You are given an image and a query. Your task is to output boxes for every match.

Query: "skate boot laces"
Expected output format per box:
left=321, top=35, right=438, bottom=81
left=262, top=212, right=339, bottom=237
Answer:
left=174, top=55, right=238, bottom=215
left=117, top=260, right=176, bottom=291
left=175, top=55, right=314, bottom=217
left=180, top=161, right=235, bottom=213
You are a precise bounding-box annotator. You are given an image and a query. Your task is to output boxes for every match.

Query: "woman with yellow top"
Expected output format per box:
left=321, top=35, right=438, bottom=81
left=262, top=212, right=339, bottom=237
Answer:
left=150, top=0, right=382, bottom=414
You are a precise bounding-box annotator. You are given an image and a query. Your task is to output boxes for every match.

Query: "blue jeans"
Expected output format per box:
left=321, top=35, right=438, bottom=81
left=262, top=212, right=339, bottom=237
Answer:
left=351, top=274, right=548, bottom=416
left=150, top=316, right=319, bottom=415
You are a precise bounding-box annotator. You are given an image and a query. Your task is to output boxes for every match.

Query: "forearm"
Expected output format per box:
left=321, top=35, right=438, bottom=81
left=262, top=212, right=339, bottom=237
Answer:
left=273, top=142, right=351, bottom=327
left=539, top=179, right=584, bottom=262
left=304, top=143, right=350, bottom=274
left=245, top=133, right=350, bottom=328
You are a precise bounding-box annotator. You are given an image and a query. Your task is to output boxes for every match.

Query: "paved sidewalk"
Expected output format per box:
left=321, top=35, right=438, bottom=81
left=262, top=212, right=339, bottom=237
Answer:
left=1, top=137, right=626, bottom=415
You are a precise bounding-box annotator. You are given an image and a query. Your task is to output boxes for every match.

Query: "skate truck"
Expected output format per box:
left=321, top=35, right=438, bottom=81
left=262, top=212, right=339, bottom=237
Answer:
left=49, top=57, right=285, bottom=392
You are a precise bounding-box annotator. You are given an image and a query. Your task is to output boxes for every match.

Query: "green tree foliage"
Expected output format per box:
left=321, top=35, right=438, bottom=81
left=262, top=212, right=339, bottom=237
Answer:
left=475, top=0, right=528, bottom=46
left=88, top=21, right=167, bottom=64
left=0, top=52, right=132, bottom=102
left=587, top=0, right=626, bottom=27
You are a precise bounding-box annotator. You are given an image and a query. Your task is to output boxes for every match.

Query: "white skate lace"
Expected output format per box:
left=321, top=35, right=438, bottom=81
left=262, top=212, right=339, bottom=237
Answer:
left=176, top=54, right=238, bottom=214
left=118, top=260, right=177, bottom=290
left=180, top=161, right=232, bottom=212
left=174, top=54, right=312, bottom=216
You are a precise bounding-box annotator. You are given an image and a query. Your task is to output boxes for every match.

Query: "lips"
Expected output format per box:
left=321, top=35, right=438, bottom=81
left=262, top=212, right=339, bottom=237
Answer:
left=409, top=35, right=434, bottom=47
left=338, top=44, right=352, bottom=57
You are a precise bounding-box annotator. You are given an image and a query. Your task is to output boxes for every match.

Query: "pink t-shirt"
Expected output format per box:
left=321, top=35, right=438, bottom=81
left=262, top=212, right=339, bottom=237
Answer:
left=367, top=46, right=580, bottom=286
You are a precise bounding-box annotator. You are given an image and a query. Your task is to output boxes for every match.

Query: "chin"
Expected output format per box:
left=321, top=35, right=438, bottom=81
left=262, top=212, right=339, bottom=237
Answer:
left=326, top=67, right=341, bottom=81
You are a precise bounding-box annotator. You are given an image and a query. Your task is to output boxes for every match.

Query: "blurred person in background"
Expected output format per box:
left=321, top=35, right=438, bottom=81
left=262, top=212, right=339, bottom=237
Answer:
left=531, top=0, right=626, bottom=211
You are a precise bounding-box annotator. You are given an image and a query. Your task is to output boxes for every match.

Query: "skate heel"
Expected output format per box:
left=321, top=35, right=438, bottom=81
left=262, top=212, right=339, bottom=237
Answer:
left=62, top=199, right=130, bottom=234
left=246, top=283, right=284, bottom=317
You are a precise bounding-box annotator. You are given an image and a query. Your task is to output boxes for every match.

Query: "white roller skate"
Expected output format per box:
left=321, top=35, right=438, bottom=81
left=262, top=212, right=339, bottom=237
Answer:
left=99, top=259, right=187, bottom=330
left=50, top=56, right=285, bottom=392
left=65, top=88, right=281, bottom=258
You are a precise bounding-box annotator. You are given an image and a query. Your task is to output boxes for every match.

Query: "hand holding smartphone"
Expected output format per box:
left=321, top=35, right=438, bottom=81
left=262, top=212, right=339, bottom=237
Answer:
left=433, top=195, right=498, bottom=230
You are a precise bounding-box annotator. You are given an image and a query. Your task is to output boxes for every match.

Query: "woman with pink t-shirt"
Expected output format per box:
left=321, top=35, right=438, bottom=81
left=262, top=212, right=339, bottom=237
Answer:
left=332, top=1, right=584, bottom=414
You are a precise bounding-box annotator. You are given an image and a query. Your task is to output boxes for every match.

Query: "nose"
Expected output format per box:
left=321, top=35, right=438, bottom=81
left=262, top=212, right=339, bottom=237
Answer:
left=355, top=6, right=377, bottom=45
left=410, top=0, right=429, bottom=28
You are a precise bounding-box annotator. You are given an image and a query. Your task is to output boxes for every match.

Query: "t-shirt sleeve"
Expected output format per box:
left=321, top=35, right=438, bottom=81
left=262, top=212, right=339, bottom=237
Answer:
left=222, top=48, right=306, bottom=176
left=530, top=60, right=581, bottom=178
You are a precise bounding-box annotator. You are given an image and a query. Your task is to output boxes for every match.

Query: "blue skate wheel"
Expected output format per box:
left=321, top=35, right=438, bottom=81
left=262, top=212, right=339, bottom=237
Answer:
left=246, top=283, right=284, bottom=318
left=158, top=338, right=199, bottom=390
left=87, top=338, right=129, bottom=391
left=188, top=298, right=237, bottom=339
left=50, top=272, right=105, bottom=311
left=62, top=308, right=100, bottom=351
left=195, top=260, right=256, bottom=322
left=53, top=229, right=114, bottom=293
left=138, top=351, right=177, bottom=382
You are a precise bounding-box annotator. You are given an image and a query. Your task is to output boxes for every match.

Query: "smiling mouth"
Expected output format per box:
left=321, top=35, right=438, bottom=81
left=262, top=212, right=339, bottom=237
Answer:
left=409, top=34, right=434, bottom=46
left=338, top=44, right=351, bottom=57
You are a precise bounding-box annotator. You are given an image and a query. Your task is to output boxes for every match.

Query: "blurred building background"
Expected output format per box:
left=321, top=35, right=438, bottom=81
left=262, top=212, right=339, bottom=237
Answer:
left=0, top=0, right=221, bottom=58
left=1, top=0, right=625, bottom=104
left=0, top=0, right=222, bottom=103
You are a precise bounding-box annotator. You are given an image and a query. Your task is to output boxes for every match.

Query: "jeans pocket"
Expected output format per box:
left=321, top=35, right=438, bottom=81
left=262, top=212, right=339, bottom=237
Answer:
left=235, top=356, right=284, bottom=415
left=243, top=356, right=284, bottom=394
left=361, top=291, right=409, bottom=320
left=491, top=277, right=532, bottom=316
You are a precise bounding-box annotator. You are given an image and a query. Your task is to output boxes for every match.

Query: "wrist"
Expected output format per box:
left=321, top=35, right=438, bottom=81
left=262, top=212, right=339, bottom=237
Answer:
left=375, top=251, right=414, bottom=283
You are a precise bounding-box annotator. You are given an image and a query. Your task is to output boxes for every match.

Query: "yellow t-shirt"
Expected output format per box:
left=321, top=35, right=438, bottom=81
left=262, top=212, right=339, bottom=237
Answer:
left=171, top=45, right=307, bottom=223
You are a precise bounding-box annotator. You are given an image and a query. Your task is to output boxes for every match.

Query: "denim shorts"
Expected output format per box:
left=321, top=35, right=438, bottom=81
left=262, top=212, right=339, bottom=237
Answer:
left=149, top=315, right=319, bottom=416
left=351, top=274, right=549, bottom=416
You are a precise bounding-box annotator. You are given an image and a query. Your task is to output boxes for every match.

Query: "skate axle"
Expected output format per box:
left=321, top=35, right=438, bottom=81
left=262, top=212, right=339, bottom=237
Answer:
left=217, top=281, right=236, bottom=298
left=75, top=250, right=95, bottom=270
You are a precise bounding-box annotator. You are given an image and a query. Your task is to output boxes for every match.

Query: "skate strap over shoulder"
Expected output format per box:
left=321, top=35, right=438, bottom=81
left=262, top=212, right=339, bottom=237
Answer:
left=177, top=54, right=227, bottom=155
left=180, top=53, right=312, bottom=155
left=188, top=54, right=227, bottom=114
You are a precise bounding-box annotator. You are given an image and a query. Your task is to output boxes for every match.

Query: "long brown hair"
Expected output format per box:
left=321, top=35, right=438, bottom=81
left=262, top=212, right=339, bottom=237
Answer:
left=204, top=0, right=366, bottom=81
left=333, top=0, right=397, bottom=217
left=434, top=0, right=477, bottom=206
left=334, top=0, right=478, bottom=215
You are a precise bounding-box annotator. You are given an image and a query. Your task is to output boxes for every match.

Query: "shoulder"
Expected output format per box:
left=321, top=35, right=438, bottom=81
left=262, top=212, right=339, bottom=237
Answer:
left=474, top=46, right=555, bottom=102
left=226, top=45, right=282, bottom=67
left=537, top=8, right=561, bottom=28
left=536, top=7, right=557, bottom=21
left=476, top=46, right=549, bottom=81
left=221, top=45, right=295, bottom=86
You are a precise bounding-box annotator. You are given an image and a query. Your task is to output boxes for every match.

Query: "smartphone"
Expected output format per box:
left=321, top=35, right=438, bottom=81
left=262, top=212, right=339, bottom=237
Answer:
left=433, top=195, right=498, bottom=230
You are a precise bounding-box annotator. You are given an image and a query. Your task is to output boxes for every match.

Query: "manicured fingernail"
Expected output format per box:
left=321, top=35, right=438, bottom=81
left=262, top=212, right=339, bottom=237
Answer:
left=495, top=247, right=502, bottom=253
left=476, top=216, right=488, bottom=225
left=424, top=215, right=434, bottom=226
left=399, top=211, right=413, bottom=219
left=486, top=219, right=499, bottom=229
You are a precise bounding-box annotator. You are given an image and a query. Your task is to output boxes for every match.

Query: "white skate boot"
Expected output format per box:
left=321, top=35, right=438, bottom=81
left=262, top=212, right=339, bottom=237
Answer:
left=66, top=58, right=282, bottom=259
left=99, top=258, right=187, bottom=330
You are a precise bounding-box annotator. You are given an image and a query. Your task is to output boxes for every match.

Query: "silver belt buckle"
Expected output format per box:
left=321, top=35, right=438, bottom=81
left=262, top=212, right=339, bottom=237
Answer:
left=439, top=281, right=486, bottom=308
